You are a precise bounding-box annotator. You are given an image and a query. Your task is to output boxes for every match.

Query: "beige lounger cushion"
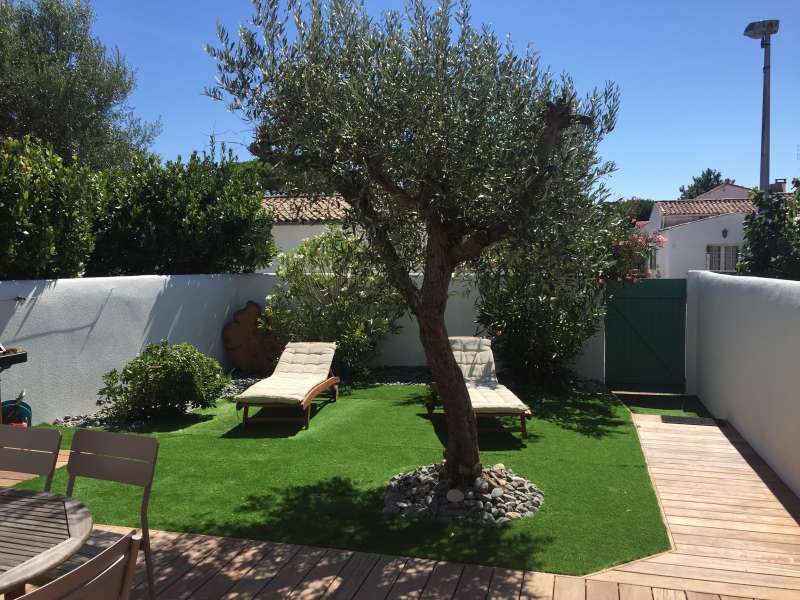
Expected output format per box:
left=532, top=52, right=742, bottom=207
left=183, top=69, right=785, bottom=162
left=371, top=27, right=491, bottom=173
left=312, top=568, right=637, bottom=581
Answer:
left=449, top=336, right=530, bottom=416
left=236, top=342, right=336, bottom=406
left=466, top=383, right=530, bottom=415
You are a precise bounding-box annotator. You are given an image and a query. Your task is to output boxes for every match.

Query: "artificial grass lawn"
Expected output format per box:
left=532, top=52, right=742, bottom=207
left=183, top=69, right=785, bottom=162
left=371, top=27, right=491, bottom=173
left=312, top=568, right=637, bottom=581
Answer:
left=616, top=392, right=711, bottom=418
left=24, top=386, right=669, bottom=575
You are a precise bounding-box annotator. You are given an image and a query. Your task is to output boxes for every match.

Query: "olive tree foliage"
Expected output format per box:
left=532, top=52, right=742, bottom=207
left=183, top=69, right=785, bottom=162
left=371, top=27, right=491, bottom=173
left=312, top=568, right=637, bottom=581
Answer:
left=207, top=0, right=619, bottom=484
left=0, top=0, right=160, bottom=169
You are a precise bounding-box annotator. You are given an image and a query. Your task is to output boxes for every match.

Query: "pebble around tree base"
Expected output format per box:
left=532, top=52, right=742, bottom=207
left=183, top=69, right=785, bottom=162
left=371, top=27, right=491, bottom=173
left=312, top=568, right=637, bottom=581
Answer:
left=383, top=463, right=544, bottom=525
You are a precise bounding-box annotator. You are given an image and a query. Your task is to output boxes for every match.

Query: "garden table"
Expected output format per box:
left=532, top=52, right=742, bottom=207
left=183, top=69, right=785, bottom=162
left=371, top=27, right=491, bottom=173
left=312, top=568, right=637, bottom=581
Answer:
left=0, top=488, right=93, bottom=599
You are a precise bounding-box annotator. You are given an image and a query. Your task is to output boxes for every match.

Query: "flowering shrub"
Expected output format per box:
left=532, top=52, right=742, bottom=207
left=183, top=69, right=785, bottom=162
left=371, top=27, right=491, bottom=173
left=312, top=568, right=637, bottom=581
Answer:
left=476, top=202, right=658, bottom=386
left=608, top=229, right=666, bottom=282
left=264, top=226, right=406, bottom=377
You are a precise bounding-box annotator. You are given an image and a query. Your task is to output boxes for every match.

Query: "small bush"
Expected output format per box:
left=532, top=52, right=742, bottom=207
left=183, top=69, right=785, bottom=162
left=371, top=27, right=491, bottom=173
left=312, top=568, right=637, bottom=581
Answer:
left=98, top=341, right=229, bottom=424
left=264, top=226, right=406, bottom=377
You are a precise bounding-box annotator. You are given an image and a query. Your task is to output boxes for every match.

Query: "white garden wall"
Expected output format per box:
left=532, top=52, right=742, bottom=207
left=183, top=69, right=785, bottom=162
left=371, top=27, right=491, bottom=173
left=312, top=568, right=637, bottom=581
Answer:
left=686, top=271, right=800, bottom=496
left=0, top=274, right=605, bottom=424
left=0, top=274, right=277, bottom=424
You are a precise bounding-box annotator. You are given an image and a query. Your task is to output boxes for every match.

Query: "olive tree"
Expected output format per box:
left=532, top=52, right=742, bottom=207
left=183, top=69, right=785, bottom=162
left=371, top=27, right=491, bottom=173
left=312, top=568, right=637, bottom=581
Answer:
left=207, top=0, right=619, bottom=485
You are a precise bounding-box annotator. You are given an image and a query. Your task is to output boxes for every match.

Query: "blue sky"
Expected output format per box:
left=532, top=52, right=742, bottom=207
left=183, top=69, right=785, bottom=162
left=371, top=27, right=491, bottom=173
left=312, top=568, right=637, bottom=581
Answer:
left=91, top=0, right=799, bottom=200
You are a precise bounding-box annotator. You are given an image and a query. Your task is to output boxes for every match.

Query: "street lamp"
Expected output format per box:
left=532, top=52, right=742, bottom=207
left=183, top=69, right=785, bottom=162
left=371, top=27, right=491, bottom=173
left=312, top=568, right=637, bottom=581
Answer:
left=744, top=19, right=779, bottom=195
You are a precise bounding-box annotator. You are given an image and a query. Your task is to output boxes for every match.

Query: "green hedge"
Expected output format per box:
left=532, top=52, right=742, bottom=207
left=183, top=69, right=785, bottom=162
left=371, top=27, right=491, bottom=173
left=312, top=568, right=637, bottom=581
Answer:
left=0, top=135, right=101, bottom=279
left=0, top=136, right=277, bottom=279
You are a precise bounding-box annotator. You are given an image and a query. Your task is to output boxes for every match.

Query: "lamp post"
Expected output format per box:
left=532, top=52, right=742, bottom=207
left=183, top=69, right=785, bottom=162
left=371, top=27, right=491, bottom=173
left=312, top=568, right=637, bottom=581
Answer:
left=744, top=19, right=779, bottom=195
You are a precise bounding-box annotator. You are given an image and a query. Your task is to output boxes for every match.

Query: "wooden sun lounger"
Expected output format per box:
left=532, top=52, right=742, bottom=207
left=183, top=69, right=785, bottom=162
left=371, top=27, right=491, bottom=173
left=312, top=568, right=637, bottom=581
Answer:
left=234, top=342, right=340, bottom=429
left=427, top=337, right=532, bottom=438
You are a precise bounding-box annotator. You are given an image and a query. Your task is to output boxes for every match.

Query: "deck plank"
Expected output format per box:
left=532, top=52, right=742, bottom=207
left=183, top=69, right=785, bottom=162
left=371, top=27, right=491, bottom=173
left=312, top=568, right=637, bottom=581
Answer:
left=586, top=579, right=619, bottom=600
left=451, top=564, right=493, bottom=599
left=222, top=542, right=301, bottom=599
left=385, top=558, right=437, bottom=599
left=255, top=546, right=327, bottom=598
left=522, top=571, right=556, bottom=600
left=419, top=561, right=464, bottom=599
left=324, top=551, right=381, bottom=599
left=291, top=549, right=354, bottom=599
left=553, top=576, right=586, bottom=600
left=352, top=556, right=407, bottom=600
left=488, top=567, right=523, bottom=599
left=618, top=584, right=652, bottom=600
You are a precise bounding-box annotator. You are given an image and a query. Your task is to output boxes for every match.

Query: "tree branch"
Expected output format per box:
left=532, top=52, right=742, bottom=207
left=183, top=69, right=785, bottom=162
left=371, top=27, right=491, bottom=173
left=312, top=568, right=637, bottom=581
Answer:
left=347, top=189, right=421, bottom=311
left=364, top=155, right=419, bottom=212
left=450, top=222, right=512, bottom=264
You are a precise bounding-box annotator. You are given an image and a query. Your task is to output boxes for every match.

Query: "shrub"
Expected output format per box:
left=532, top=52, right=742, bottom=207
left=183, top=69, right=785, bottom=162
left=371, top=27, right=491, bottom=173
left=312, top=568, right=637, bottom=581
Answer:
left=264, top=226, right=406, bottom=377
left=97, top=341, right=229, bottom=424
left=740, top=181, right=800, bottom=280
left=87, top=149, right=277, bottom=275
left=476, top=202, right=658, bottom=387
left=0, top=136, right=101, bottom=279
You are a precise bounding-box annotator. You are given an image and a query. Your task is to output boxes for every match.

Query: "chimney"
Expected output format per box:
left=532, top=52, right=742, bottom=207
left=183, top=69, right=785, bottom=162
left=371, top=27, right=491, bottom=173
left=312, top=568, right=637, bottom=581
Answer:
left=769, top=178, right=787, bottom=194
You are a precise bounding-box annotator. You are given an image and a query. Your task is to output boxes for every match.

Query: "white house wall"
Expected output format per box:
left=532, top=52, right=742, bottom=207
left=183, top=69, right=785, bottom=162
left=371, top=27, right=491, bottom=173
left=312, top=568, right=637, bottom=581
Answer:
left=686, top=271, right=800, bottom=497
left=260, top=224, right=328, bottom=272
left=654, top=213, right=745, bottom=278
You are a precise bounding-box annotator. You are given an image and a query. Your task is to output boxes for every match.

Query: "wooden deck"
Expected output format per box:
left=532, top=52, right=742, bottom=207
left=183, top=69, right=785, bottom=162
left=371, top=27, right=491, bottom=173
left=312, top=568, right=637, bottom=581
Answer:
left=590, top=414, right=800, bottom=600
left=4, top=416, right=800, bottom=599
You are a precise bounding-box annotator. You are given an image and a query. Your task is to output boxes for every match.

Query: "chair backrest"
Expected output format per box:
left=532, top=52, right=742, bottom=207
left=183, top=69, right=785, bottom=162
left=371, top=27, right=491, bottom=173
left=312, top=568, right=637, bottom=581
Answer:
left=448, top=337, right=498, bottom=384
left=66, top=429, right=158, bottom=492
left=21, top=530, right=141, bottom=600
left=273, top=342, right=337, bottom=379
left=0, top=425, right=61, bottom=491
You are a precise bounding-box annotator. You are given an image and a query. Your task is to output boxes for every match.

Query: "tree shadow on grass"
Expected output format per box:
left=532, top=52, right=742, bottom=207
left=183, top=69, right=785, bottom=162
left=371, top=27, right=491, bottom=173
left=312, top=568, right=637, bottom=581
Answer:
left=418, top=412, right=533, bottom=451
left=192, top=476, right=550, bottom=572
left=118, top=413, right=214, bottom=434
left=617, top=394, right=711, bottom=418
left=524, top=392, right=626, bottom=438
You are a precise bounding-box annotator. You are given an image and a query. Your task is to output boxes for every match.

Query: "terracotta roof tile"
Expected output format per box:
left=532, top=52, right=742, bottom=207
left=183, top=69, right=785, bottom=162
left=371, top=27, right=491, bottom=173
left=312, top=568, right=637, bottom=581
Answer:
left=656, top=199, right=753, bottom=217
left=263, top=195, right=349, bottom=224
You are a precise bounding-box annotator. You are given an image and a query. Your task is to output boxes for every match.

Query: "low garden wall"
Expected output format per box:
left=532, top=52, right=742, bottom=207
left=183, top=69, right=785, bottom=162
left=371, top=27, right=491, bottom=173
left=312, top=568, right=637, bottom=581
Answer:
left=0, top=274, right=605, bottom=424
left=687, top=271, right=800, bottom=496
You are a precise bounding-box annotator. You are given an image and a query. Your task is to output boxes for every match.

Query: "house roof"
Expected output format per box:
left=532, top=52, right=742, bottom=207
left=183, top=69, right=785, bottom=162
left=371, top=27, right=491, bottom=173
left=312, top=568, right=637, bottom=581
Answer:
left=695, top=182, right=752, bottom=199
left=264, top=195, right=349, bottom=224
left=655, top=199, right=753, bottom=217
left=659, top=212, right=746, bottom=231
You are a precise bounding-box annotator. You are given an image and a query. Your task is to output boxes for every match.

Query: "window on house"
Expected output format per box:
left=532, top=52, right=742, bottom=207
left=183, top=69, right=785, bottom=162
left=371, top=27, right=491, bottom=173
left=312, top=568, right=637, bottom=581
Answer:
left=724, top=245, right=740, bottom=272
left=706, top=245, right=739, bottom=272
left=706, top=245, right=721, bottom=271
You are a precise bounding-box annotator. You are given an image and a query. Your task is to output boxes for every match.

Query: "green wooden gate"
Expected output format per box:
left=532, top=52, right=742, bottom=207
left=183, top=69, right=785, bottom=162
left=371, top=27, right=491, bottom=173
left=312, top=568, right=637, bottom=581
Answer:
left=605, top=279, right=686, bottom=392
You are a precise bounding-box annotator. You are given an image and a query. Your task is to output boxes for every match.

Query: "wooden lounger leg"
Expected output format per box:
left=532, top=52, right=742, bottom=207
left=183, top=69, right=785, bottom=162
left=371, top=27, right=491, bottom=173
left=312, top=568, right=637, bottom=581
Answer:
left=333, top=384, right=339, bottom=401
left=520, top=414, right=528, bottom=439
left=304, top=404, right=311, bottom=429
left=242, top=404, right=249, bottom=429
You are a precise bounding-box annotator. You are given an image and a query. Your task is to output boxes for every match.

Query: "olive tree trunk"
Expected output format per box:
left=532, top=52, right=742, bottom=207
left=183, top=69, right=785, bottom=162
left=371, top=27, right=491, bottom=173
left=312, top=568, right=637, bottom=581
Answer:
left=414, top=227, right=482, bottom=486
